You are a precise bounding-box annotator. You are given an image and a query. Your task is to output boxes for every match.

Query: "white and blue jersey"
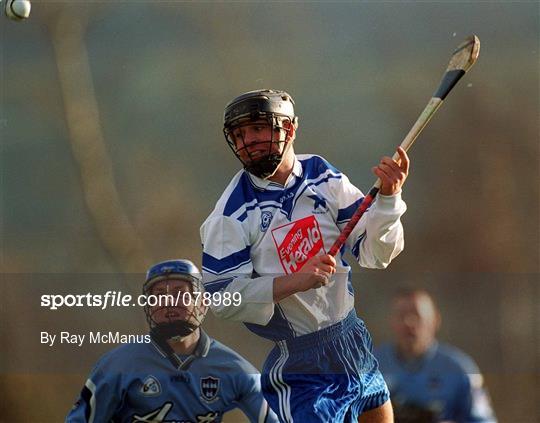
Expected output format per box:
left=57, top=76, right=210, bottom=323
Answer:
left=375, top=342, right=497, bottom=422
left=66, top=332, right=276, bottom=423
left=200, top=154, right=406, bottom=338
left=201, top=154, right=406, bottom=420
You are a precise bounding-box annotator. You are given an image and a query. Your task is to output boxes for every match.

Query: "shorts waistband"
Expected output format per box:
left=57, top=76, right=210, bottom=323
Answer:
left=277, top=310, right=359, bottom=353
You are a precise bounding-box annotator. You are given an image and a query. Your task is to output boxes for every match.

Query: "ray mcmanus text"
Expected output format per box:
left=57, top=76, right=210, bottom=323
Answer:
left=41, top=331, right=151, bottom=347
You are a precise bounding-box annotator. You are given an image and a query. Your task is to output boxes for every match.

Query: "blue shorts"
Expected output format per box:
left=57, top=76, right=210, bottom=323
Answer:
left=261, top=311, right=389, bottom=422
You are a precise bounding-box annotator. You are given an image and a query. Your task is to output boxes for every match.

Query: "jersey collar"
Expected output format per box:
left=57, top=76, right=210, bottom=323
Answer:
left=151, top=330, right=212, bottom=371
left=246, top=157, right=303, bottom=191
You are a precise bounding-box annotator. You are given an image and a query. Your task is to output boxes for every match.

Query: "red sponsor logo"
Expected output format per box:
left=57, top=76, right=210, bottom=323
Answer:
left=271, top=215, right=325, bottom=274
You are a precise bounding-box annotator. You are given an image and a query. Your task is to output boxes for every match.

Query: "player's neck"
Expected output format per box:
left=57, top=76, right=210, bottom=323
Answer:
left=168, top=329, right=200, bottom=355
left=267, top=147, right=295, bottom=186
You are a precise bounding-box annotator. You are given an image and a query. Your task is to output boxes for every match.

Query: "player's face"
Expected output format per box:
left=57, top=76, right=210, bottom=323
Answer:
left=229, top=120, right=287, bottom=163
left=148, top=279, right=197, bottom=325
left=390, top=293, right=439, bottom=358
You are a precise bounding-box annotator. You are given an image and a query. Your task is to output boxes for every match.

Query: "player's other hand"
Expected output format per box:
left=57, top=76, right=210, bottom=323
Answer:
left=273, top=254, right=336, bottom=302
left=372, top=146, right=410, bottom=195
left=299, top=254, right=336, bottom=288
left=291, top=254, right=337, bottom=292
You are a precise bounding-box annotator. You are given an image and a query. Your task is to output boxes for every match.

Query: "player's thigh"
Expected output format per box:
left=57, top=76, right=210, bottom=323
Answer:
left=358, top=399, right=393, bottom=423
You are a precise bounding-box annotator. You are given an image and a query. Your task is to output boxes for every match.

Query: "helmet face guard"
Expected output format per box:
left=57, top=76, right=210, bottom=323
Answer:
left=223, top=89, right=298, bottom=179
left=143, top=260, right=207, bottom=342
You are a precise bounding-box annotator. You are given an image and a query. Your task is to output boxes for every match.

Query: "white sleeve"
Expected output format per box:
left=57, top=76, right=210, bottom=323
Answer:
left=200, top=215, right=275, bottom=325
left=333, top=173, right=407, bottom=269
left=357, top=192, right=407, bottom=268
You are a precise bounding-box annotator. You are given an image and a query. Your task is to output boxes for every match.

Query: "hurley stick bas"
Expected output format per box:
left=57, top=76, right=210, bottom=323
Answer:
left=328, top=35, right=481, bottom=257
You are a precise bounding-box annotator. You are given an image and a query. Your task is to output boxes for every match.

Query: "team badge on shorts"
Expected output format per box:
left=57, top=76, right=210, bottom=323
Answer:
left=260, top=211, right=273, bottom=232
left=271, top=215, right=325, bottom=274
left=140, top=375, right=161, bottom=396
left=200, top=376, right=220, bottom=402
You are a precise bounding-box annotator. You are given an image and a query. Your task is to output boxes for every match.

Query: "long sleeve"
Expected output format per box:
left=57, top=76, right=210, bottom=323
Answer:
left=333, top=172, right=407, bottom=269
left=201, top=214, right=275, bottom=325
left=65, top=360, right=123, bottom=423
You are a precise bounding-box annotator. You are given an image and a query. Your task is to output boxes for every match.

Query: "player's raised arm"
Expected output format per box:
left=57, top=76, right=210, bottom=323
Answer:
left=331, top=166, right=407, bottom=269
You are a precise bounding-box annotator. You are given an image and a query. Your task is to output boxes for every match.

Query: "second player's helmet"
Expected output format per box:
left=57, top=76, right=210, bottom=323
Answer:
left=143, top=259, right=207, bottom=343
left=223, top=89, right=298, bottom=179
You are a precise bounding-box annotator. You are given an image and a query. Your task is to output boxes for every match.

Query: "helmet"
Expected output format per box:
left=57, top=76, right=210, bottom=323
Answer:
left=143, top=259, right=207, bottom=342
left=223, top=89, right=298, bottom=179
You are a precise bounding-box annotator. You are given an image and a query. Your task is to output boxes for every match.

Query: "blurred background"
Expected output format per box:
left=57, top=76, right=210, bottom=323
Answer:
left=1, top=2, right=538, bottom=422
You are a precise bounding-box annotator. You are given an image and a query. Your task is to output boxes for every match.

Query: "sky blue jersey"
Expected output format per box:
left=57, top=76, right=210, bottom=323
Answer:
left=375, top=342, right=496, bottom=422
left=66, top=332, right=276, bottom=423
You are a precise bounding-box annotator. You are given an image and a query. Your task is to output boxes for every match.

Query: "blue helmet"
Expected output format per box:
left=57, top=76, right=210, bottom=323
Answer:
left=143, top=259, right=206, bottom=341
left=145, top=259, right=202, bottom=287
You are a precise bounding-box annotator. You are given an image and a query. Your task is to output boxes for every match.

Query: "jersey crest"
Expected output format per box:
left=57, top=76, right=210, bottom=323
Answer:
left=200, top=376, right=220, bottom=402
left=260, top=210, right=273, bottom=232
left=140, top=375, right=162, bottom=397
left=271, top=215, right=325, bottom=274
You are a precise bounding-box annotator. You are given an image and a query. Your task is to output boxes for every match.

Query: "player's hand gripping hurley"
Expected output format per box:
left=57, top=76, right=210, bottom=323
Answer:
left=328, top=35, right=481, bottom=257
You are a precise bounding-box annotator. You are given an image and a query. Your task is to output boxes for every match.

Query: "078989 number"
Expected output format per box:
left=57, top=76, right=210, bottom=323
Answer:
left=182, top=291, right=241, bottom=307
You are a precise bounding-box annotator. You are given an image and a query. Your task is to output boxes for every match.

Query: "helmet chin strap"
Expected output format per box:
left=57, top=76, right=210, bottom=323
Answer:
left=245, top=154, right=282, bottom=179
left=150, top=322, right=210, bottom=371
left=150, top=321, right=197, bottom=341
left=246, top=137, right=294, bottom=180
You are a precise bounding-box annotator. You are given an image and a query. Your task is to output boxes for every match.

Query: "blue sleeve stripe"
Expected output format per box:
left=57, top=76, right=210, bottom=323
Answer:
left=337, top=197, right=364, bottom=223
left=310, top=173, right=342, bottom=187
left=300, top=155, right=342, bottom=180
left=202, top=258, right=251, bottom=275
left=202, top=246, right=251, bottom=274
left=204, top=277, right=235, bottom=294
left=351, top=231, right=367, bottom=259
left=224, top=174, right=256, bottom=217
left=237, top=211, right=248, bottom=222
